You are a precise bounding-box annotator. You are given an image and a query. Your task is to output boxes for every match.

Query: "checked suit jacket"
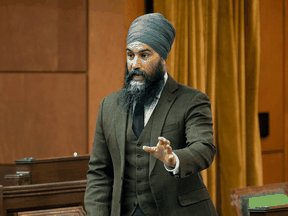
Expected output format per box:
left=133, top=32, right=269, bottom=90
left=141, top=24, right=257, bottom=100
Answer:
left=84, top=74, right=218, bottom=216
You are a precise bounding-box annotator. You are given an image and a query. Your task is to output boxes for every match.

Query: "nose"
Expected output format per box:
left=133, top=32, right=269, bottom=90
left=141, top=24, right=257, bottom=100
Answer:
left=131, top=55, right=141, bottom=69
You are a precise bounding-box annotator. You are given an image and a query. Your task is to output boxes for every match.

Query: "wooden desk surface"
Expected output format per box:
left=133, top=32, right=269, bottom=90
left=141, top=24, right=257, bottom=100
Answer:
left=15, top=155, right=90, bottom=164
left=0, top=164, right=16, bottom=186
left=12, top=155, right=90, bottom=184
left=249, top=204, right=288, bottom=216
left=231, top=182, right=288, bottom=216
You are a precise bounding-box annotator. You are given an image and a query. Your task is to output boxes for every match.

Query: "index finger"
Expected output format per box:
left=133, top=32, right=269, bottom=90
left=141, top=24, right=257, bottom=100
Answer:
left=158, top=137, right=165, bottom=146
left=163, top=139, right=170, bottom=146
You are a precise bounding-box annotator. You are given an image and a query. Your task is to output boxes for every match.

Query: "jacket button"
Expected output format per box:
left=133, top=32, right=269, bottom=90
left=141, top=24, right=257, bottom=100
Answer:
left=137, top=143, right=141, bottom=147
left=137, top=167, right=141, bottom=171
left=137, top=154, right=141, bottom=158
left=137, top=192, right=142, bottom=196
left=137, top=180, right=141, bottom=184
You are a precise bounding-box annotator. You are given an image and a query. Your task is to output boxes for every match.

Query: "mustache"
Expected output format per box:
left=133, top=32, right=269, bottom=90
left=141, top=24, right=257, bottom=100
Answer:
left=126, top=69, right=148, bottom=80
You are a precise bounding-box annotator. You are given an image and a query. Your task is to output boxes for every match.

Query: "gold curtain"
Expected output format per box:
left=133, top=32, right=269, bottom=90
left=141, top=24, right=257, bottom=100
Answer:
left=154, top=0, right=263, bottom=215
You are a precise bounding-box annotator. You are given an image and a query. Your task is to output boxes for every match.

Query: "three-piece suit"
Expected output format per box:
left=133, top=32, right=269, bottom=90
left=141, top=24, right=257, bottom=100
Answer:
left=84, top=74, right=218, bottom=216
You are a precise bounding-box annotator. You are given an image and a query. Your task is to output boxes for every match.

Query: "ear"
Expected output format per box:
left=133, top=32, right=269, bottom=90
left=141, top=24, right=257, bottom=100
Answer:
left=161, top=58, right=169, bottom=72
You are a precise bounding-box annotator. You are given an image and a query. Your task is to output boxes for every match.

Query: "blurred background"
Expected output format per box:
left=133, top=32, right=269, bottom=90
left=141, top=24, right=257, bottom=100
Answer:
left=0, top=0, right=287, bottom=215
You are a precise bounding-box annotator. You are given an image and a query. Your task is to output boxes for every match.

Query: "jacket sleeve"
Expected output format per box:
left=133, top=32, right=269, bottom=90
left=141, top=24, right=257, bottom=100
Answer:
left=84, top=98, right=114, bottom=216
left=173, top=92, right=216, bottom=178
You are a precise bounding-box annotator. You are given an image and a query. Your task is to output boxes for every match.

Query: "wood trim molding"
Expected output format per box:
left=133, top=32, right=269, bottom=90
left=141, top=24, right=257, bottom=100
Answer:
left=284, top=0, right=288, bottom=182
left=2, top=180, right=87, bottom=215
left=0, top=185, right=3, bottom=216
left=3, top=180, right=87, bottom=198
left=17, top=206, right=86, bottom=216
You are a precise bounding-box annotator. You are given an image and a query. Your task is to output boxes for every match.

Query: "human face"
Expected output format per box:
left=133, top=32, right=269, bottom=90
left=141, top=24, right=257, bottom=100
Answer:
left=118, top=59, right=166, bottom=112
left=126, top=42, right=162, bottom=83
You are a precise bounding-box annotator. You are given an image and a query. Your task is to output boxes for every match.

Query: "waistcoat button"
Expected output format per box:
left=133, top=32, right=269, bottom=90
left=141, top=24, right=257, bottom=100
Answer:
left=137, top=167, right=141, bottom=171
left=137, top=154, right=141, bottom=158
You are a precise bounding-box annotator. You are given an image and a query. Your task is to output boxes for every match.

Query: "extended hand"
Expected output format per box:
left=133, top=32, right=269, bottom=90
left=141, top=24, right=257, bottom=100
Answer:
left=142, top=137, right=176, bottom=167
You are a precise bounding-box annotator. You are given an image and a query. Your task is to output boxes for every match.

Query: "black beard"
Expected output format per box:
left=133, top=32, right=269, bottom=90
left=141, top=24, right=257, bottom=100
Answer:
left=117, top=60, right=165, bottom=112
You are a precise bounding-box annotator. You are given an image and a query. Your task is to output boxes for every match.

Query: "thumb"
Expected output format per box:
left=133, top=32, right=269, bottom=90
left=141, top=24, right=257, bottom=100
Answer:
left=142, top=146, right=156, bottom=153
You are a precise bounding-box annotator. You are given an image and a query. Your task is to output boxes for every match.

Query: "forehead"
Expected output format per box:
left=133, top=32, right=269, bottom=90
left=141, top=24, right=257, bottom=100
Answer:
left=126, top=41, right=155, bottom=52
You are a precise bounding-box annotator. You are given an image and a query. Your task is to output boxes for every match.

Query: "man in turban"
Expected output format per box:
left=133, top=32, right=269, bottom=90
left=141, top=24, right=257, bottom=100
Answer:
left=84, top=13, right=218, bottom=216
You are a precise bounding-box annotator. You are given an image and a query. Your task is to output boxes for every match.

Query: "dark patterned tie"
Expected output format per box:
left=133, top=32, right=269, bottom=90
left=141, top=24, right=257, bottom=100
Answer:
left=132, top=102, right=144, bottom=138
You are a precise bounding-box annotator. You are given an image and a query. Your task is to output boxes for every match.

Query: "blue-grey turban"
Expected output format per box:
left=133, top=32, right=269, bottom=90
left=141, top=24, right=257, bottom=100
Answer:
left=126, top=13, right=175, bottom=61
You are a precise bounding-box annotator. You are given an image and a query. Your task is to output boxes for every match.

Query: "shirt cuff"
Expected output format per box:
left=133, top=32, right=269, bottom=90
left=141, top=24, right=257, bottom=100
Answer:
left=164, top=152, right=180, bottom=176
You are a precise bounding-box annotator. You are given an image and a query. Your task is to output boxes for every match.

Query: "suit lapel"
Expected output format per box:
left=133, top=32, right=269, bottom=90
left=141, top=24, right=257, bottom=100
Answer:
left=149, top=74, right=178, bottom=176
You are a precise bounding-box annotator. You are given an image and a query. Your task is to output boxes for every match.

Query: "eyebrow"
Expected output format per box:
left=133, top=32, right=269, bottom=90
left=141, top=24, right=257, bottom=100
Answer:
left=125, top=48, right=152, bottom=53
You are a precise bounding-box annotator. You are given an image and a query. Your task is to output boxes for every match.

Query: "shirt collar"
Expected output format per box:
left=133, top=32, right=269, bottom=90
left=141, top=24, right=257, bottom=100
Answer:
left=155, top=72, right=168, bottom=99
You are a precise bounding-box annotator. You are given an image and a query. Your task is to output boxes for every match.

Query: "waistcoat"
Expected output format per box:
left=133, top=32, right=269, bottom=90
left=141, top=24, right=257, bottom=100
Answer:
left=121, top=111, right=158, bottom=216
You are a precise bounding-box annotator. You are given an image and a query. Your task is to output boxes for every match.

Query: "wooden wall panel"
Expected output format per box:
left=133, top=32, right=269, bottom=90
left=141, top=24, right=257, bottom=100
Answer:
left=88, top=0, right=145, bottom=150
left=124, top=0, right=147, bottom=40
left=258, top=0, right=284, bottom=151
left=262, top=152, right=284, bottom=184
left=57, top=0, right=87, bottom=71
left=0, top=73, right=87, bottom=164
left=0, top=0, right=86, bottom=72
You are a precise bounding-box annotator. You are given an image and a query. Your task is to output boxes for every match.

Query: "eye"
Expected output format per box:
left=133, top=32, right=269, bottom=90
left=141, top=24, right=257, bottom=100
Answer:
left=127, top=53, right=134, bottom=58
left=141, top=54, right=148, bottom=58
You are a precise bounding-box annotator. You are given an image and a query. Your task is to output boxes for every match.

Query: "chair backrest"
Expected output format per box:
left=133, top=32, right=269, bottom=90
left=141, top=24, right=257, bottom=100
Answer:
left=230, top=182, right=288, bottom=216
